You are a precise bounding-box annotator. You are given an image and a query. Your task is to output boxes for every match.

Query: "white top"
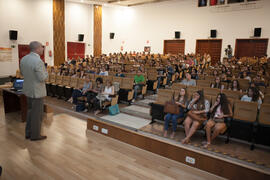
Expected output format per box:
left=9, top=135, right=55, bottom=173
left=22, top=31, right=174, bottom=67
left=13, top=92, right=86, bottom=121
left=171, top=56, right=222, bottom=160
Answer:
left=104, top=86, right=113, bottom=100
left=99, top=71, right=108, bottom=76
left=214, top=105, right=224, bottom=118
left=241, top=95, right=262, bottom=109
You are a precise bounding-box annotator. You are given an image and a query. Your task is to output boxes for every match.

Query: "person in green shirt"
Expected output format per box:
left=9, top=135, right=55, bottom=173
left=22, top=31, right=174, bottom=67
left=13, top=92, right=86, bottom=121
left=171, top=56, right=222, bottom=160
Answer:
left=133, top=69, right=145, bottom=102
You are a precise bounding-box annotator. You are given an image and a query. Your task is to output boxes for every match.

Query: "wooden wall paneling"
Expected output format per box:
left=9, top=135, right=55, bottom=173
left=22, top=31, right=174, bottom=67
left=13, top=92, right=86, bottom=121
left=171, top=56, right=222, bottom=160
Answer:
left=94, top=5, right=102, bottom=57
left=235, top=39, right=268, bottom=58
left=53, top=0, right=65, bottom=66
left=196, top=39, right=222, bottom=65
left=87, top=118, right=270, bottom=180
left=196, top=40, right=209, bottom=55
left=209, top=39, right=222, bottom=65
left=253, top=39, right=268, bottom=57
left=163, top=40, right=185, bottom=55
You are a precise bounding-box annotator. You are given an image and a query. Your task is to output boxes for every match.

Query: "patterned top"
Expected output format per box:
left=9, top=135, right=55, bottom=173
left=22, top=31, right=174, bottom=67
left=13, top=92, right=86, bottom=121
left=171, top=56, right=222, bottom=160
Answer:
left=187, top=99, right=210, bottom=113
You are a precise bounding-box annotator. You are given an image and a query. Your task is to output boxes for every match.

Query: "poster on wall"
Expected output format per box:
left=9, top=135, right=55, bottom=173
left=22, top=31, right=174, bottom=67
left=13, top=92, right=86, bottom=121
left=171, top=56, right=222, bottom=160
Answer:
left=0, top=47, right=12, bottom=62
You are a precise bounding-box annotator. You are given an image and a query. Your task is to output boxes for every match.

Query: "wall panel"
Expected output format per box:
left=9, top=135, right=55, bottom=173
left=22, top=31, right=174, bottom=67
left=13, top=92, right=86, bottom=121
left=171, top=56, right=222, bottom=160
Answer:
left=94, top=5, right=102, bottom=57
left=53, top=0, right=65, bottom=66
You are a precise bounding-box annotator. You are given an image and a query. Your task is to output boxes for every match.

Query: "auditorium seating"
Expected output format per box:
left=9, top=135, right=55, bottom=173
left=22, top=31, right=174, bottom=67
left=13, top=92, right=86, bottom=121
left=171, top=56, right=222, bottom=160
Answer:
left=229, top=100, right=258, bottom=150
left=119, top=77, right=134, bottom=104
left=256, top=104, right=270, bottom=146
left=18, top=52, right=270, bottom=149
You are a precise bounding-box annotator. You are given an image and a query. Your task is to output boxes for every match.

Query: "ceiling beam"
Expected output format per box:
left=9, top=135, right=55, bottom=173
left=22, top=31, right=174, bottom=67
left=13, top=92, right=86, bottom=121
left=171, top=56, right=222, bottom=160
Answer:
left=108, top=0, right=130, bottom=4
left=128, top=0, right=173, bottom=7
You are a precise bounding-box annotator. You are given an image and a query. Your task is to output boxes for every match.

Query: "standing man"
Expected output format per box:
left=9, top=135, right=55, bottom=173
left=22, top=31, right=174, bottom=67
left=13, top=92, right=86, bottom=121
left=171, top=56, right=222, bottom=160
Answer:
left=225, top=45, right=233, bottom=59
left=20, top=41, right=48, bottom=141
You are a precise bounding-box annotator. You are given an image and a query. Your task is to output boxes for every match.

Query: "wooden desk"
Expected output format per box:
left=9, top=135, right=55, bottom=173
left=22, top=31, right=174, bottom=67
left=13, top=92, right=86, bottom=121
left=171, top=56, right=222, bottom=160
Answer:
left=3, top=88, right=27, bottom=122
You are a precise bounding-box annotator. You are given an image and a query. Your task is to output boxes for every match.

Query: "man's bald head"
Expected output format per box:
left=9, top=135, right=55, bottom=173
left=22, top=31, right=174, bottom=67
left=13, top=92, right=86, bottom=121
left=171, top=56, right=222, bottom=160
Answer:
left=29, top=41, right=44, bottom=56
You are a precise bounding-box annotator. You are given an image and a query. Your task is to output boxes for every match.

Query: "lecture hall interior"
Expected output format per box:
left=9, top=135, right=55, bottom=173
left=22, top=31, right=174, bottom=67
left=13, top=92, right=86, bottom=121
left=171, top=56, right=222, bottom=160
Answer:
left=1, top=0, right=270, bottom=179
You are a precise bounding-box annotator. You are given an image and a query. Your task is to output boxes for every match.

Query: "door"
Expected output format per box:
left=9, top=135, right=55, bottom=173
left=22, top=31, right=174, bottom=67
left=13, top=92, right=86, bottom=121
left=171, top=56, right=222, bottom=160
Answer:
left=18, top=44, right=45, bottom=63
left=235, top=39, right=268, bottom=58
left=164, top=40, right=185, bottom=55
left=67, top=42, right=85, bottom=59
left=196, top=39, right=222, bottom=65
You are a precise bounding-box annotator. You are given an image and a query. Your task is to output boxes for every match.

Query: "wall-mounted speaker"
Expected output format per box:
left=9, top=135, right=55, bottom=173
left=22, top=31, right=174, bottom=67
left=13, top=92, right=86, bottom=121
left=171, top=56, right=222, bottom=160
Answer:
left=254, top=28, right=261, bottom=37
left=175, top=31, right=180, bottom=39
left=9, top=30, right=18, bottom=40
left=110, top=33, right=115, bottom=39
left=78, top=34, right=84, bottom=41
left=210, top=30, right=217, bottom=38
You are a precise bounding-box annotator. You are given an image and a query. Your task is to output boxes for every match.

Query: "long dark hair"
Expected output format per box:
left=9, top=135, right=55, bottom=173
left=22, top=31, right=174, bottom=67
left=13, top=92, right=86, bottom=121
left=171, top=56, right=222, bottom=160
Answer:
left=194, top=90, right=205, bottom=110
left=248, top=87, right=259, bottom=102
left=176, top=88, right=188, bottom=104
left=211, top=93, right=231, bottom=118
left=212, top=76, right=221, bottom=88
left=230, top=79, right=240, bottom=90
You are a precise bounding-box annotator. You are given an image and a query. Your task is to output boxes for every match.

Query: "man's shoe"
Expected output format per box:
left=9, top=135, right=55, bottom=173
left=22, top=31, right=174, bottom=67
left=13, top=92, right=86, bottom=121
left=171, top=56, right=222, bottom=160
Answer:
left=30, top=136, right=47, bottom=141
left=25, top=136, right=30, bottom=139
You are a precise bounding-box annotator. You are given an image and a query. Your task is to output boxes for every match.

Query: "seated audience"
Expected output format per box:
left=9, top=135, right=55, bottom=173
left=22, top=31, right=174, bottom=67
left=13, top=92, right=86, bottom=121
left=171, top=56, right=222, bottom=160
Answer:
left=115, top=69, right=125, bottom=77
left=94, top=80, right=115, bottom=115
left=203, top=93, right=232, bottom=148
left=241, top=71, right=251, bottom=82
left=181, top=90, right=210, bottom=144
left=221, top=73, right=231, bottom=84
left=191, top=69, right=198, bottom=80
left=241, top=87, right=262, bottom=109
left=69, top=77, right=92, bottom=107
left=181, top=72, right=196, bottom=86
left=99, top=67, right=109, bottom=76
left=164, top=88, right=188, bottom=139
left=133, top=70, right=145, bottom=102
left=228, top=79, right=242, bottom=92
left=253, top=74, right=265, bottom=87
left=212, top=69, right=219, bottom=77
left=87, top=77, right=104, bottom=109
left=250, top=82, right=264, bottom=99
left=210, top=76, right=224, bottom=89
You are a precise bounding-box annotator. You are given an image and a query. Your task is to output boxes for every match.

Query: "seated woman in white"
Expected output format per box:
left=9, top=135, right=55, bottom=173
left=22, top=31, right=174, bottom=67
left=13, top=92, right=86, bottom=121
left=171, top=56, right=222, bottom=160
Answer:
left=241, top=87, right=262, bottom=109
left=94, top=80, right=114, bottom=115
left=203, top=93, right=232, bottom=148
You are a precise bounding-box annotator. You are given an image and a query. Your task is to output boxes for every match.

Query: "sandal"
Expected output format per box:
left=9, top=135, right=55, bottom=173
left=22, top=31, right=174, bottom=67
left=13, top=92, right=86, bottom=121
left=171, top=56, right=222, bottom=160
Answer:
left=181, top=138, right=190, bottom=144
left=203, top=142, right=211, bottom=148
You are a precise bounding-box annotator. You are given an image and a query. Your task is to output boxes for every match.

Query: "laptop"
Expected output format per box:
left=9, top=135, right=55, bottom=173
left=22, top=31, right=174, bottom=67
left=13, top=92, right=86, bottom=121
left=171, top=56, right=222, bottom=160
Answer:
left=13, top=79, right=24, bottom=91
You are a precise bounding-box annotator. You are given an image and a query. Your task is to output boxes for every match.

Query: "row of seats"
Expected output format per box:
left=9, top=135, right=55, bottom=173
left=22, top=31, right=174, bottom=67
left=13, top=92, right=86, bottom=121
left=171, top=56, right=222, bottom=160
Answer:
left=45, top=73, right=149, bottom=104
left=171, top=83, right=270, bottom=104
left=150, top=88, right=270, bottom=149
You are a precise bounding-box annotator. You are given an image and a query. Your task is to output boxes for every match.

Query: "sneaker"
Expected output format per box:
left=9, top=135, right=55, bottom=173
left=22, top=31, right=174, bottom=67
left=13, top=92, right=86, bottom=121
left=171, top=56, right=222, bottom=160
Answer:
left=83, top=109, right=88, bottom=113
left=132, top=99, right=135, bottom=103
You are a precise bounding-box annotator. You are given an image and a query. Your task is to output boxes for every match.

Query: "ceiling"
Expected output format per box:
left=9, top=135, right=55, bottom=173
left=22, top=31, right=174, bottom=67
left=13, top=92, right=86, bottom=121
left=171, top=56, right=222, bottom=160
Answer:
left=67, top=0, right=174, bottom=7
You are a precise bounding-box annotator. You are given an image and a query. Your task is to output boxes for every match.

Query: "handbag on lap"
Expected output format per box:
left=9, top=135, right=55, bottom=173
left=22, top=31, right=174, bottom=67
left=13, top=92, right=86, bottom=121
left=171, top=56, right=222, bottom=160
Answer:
left=187, top=111, right=207, bottom=122
left=164, top=98, right=180, bottom=115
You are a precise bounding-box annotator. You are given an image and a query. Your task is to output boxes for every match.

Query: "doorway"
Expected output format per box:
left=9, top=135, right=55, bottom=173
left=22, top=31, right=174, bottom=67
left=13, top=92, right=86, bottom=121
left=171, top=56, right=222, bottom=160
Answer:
left=196, top=39, right=222, bottom=65
left=164, top=40, right=185, bottom=55
left=234, top=39, right=268, bottom=58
